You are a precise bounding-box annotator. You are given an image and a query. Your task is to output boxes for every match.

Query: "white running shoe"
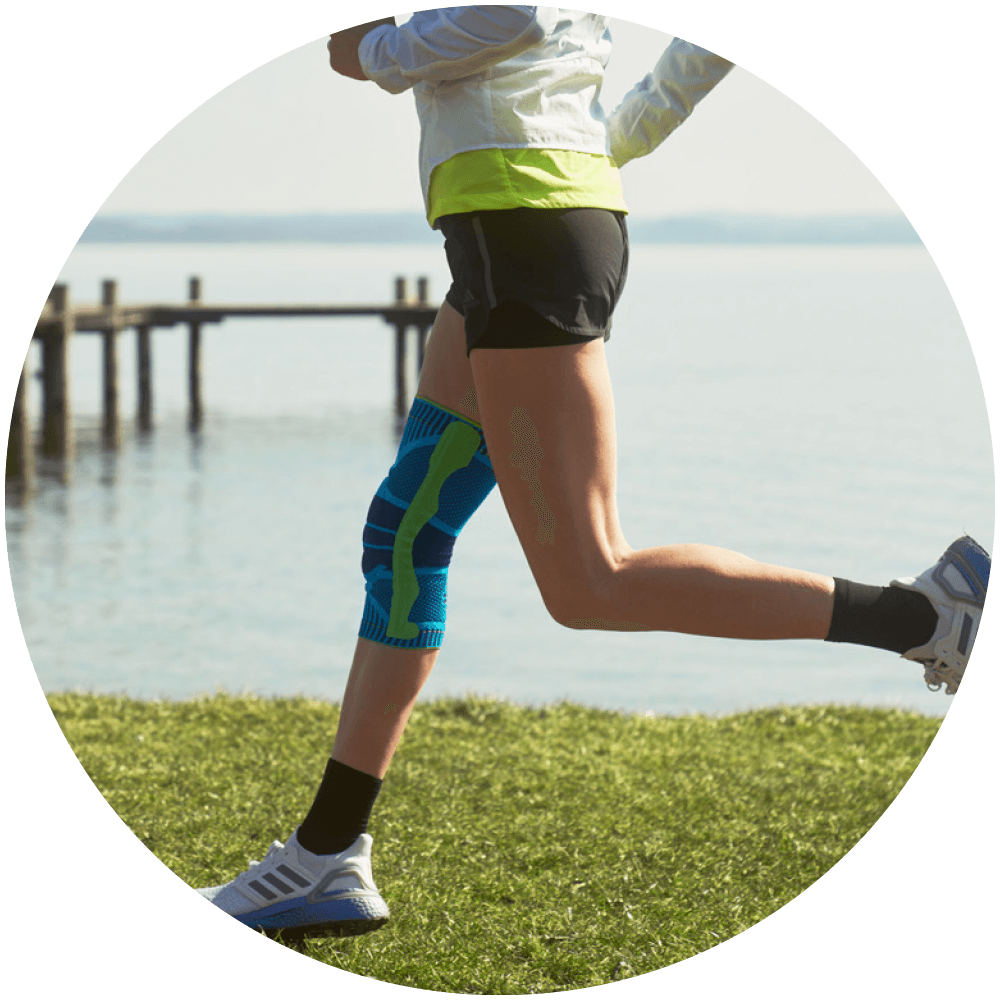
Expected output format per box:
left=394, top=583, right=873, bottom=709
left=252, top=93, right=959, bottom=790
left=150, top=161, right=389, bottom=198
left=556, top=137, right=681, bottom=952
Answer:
left=891, top=535, right=991, bottom=694
left=197, top=830, right=389, bottom=938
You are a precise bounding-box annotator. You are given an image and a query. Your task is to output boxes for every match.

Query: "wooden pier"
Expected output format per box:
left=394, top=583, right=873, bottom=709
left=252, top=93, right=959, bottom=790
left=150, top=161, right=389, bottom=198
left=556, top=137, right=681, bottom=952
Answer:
left=7, top=276, right=437, bottom=481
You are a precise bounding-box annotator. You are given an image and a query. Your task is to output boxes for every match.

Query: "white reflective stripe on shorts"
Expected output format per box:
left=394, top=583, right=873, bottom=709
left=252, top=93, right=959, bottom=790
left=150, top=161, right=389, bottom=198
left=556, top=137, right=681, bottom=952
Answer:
left=471, top=216, right=498, bottom=308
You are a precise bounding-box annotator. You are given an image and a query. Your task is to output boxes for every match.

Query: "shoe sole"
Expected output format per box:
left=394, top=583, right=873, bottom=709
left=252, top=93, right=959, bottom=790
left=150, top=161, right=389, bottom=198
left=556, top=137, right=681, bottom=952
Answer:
left=265, top=916, right=389, bottom=942
left=235, top=890, right=390, bottom=939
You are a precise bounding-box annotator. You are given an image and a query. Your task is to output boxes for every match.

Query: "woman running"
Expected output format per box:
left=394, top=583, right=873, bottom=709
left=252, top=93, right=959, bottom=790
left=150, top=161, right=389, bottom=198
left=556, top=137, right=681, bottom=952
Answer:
left=198, top=8, right=990, bottom=939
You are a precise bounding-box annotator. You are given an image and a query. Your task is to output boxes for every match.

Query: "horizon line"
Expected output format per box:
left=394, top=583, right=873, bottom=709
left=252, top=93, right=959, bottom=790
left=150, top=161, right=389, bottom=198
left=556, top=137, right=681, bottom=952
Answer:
left=88, top=209, right=909, bottom=220
left=79, top=211, right=922, bottom=246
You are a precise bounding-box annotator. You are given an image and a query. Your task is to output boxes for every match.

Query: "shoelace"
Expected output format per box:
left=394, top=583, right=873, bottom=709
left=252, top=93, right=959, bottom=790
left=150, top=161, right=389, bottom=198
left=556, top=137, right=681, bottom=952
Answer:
left=231, top=840, right=285, bottom=887
left=924, top=659, right=963, bottom=696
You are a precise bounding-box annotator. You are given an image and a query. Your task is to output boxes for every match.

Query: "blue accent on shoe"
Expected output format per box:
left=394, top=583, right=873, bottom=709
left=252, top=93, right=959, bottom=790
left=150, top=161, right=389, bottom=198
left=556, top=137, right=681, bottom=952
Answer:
left=950, top=536, right=990, bottom=591
left=239, top=891, right=388, bottom=932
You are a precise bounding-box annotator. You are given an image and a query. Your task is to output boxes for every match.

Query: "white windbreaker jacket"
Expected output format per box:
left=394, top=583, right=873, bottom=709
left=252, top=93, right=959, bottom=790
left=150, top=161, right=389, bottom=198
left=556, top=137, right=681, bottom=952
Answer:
left=358, top=7, right=734, bottom=212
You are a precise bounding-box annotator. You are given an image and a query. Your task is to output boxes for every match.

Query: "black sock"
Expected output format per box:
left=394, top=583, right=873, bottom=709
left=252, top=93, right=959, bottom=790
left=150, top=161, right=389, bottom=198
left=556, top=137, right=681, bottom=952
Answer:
left=296, top=758, right=382, bottom=855
left=825, top=577, right=938, bottom=654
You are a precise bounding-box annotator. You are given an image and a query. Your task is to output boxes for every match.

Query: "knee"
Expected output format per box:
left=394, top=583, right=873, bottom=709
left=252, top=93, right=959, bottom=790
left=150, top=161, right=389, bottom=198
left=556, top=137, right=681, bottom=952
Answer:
left=360, top=398, right=496, bottom=649
left=547, top=597, right=654, bottom=634
left=542, top=593, right=584, bottom=630
left=535, top=560, right=621, bottom=630
left=534, top=546, right=650, bottom=632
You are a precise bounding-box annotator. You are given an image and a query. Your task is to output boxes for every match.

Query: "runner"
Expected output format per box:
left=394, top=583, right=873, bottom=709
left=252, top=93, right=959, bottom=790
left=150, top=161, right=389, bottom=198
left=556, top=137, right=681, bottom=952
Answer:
left=197, top=8, right=990, bottom=939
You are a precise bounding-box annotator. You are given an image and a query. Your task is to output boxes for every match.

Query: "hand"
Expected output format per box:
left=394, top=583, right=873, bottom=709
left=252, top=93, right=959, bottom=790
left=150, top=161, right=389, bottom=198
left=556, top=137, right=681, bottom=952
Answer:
left=328, top=17, right=395, bottom=80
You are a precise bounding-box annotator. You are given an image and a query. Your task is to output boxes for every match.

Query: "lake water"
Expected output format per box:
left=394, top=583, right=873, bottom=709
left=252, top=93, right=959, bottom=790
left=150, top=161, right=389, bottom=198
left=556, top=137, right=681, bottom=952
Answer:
left=5, top=242, right=993, bottom=717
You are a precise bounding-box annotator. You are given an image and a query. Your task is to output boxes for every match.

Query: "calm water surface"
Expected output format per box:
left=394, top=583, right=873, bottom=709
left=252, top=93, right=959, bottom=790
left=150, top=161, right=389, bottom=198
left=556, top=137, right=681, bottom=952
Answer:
left=6, top=243, right=993, bottom=716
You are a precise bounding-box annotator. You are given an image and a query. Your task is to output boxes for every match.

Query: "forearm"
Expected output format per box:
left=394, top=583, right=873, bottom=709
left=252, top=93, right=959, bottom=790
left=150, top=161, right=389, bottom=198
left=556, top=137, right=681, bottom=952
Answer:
left=607, top=38, right=733, bottom=168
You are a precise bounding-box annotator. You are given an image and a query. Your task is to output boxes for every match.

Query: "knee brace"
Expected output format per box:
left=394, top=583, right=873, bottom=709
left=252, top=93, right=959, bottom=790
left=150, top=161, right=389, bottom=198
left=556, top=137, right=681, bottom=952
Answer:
left=359, top=396, right=495, bottom=649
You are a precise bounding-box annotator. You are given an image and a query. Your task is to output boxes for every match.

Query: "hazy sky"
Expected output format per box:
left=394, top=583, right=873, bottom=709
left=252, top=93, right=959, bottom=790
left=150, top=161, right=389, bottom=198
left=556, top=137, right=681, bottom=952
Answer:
left=97, top=15, right=903, bottom=219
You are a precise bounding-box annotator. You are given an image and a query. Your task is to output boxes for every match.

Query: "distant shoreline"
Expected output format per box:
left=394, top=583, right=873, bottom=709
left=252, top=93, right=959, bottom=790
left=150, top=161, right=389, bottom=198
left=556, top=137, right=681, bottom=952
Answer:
left=79, top=212, right=922, bottom=246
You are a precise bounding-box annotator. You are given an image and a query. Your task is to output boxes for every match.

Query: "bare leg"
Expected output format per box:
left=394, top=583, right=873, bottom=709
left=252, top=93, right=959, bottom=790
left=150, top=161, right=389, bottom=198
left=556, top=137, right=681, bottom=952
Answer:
left=331, top=639, right=437, bottom=778
left=577, top=543, right=835, bottom=639
left=470, top=338, right=836, bottom=640
left=332, top=308, right=835, bottom=782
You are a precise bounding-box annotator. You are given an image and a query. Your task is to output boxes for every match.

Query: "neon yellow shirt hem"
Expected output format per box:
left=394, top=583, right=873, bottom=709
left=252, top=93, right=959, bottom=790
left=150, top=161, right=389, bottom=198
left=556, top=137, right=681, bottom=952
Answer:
left=427, top=148, right=628, bottom=227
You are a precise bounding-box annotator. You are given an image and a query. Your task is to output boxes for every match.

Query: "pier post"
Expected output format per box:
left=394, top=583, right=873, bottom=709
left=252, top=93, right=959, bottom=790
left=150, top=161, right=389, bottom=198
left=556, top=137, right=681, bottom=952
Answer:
left=394, top=276, right=408, bottom=418
left=101, top=279, right=121, bottom=446
left=6, top=358, right=32, bottom=482
left=187, top=276, right=203, bottom=430
left=40, top=283, right=74, bottom=460
left=416, top=276, right=430, bottom=373
left=136, top=324, right=152, bottom=432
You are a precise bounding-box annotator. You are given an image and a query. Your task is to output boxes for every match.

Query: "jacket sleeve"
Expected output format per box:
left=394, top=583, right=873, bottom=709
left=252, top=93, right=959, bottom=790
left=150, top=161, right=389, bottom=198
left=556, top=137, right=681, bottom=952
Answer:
left=358, top=7, right=546, bottom=94
left=607, top=38, right=734, bottom=168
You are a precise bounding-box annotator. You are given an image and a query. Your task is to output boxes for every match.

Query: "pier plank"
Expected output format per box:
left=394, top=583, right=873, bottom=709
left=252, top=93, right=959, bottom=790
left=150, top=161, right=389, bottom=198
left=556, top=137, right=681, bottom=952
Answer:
left=11, top=276, right=439, bottom=477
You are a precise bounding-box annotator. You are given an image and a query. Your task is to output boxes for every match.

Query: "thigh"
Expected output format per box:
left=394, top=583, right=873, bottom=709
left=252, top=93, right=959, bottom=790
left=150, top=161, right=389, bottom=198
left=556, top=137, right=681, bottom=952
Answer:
left=415, top=300, right=481, bottom=420
left=469, top=340, right=630, bottom=612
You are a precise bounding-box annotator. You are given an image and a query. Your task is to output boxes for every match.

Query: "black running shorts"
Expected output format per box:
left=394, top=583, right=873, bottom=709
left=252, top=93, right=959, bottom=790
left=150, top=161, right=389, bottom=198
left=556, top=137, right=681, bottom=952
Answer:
left=439, top=207, right=629, bottom=355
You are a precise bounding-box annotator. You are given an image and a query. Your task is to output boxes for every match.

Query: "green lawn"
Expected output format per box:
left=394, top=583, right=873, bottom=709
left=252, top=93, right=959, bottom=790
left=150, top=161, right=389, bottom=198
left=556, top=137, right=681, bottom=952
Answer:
left=48, top=692, right=940, bottom=994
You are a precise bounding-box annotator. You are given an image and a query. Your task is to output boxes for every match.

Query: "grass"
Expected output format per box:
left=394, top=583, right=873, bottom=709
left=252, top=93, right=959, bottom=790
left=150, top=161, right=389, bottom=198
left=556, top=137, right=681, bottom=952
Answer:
left=48, top=692, right=941, bottom=994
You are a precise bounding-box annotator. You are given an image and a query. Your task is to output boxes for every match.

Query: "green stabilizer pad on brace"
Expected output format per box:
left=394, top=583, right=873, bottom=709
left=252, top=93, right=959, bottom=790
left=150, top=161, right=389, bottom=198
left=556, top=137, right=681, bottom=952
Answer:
left=386, top=419, right=482, bottom=639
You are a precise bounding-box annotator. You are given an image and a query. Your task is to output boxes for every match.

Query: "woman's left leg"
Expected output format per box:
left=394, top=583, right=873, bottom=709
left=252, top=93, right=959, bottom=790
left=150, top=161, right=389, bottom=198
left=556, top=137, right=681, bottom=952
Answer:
left=292, top=299, right=489, bottom=860
left=469, top=338, right=837, bottom=640
left=326, top=300, right=485, bottom=781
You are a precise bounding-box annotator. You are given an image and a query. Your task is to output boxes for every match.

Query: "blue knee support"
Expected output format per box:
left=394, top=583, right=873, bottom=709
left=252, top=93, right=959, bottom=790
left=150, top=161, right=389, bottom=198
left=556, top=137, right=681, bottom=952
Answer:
left=359, top=396, right=495, bottom=649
